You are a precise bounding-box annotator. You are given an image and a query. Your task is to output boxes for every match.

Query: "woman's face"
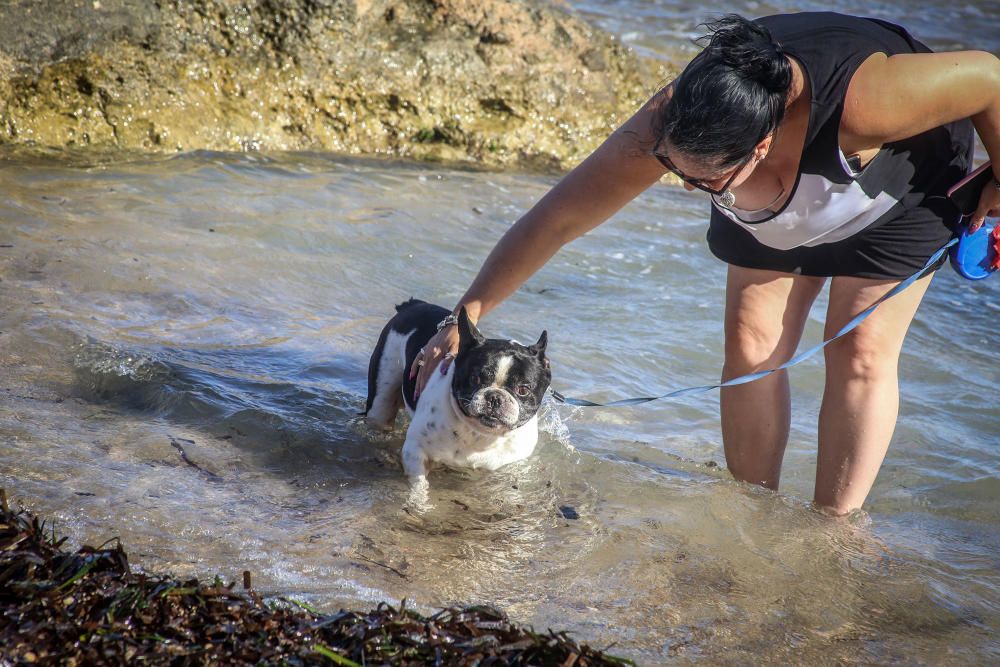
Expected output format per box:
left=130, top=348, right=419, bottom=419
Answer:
left=655, top=148, right=756, bottom=195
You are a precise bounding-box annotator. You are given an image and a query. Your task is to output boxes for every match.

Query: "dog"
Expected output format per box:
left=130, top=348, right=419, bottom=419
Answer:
left=364, top=299, right=551, bottom=503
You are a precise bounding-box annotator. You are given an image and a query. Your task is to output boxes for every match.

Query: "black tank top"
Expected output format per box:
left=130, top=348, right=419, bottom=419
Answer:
left=711, top=12, right=974, bottom=250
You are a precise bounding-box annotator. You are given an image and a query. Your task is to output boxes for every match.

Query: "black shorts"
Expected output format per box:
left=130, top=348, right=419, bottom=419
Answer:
left=706, top=199, right=960, bottom=279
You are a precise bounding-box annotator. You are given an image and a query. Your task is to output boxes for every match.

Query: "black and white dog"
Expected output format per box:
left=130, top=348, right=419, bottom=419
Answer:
left=365, top=299, right=551, bottom=502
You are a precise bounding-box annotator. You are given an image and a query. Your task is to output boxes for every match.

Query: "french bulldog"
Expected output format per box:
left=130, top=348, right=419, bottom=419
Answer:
left=364, top=299, right=551, bottom=503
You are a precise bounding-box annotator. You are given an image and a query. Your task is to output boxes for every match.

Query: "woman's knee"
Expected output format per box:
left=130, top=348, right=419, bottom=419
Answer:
left=823, top=273, right=932, bottom=384
left=723, top=270, right=822, bottom=374
left=724, top=316, right=791, bottom=372
left=824, top=329, right=900, bottom=382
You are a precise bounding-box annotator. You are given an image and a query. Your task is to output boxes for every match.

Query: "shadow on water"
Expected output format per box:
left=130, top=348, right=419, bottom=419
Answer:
left=70, top=337, right=399, bottom=487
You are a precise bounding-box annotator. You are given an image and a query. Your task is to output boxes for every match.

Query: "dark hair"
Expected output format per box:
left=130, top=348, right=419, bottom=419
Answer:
left=654, top=15, right=792, bottom=169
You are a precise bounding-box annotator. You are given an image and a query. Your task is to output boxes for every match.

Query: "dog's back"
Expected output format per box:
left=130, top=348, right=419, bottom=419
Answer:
left=364, top=299, right=450, bottom=429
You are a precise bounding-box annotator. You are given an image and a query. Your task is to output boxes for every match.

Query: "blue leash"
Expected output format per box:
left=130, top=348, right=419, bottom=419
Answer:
left=550, top=238, right=958, bottom=408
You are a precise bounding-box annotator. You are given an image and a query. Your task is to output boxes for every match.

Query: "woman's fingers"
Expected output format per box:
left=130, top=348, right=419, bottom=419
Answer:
left=414, top=347, right=442, bottom=398
left=970, top=182, right=1000, bottom=233
left=408, top=346, right=426, bottom=380
left=414, top=327, right=460, bottom=399
left=438, top=351, right=456, bottom=378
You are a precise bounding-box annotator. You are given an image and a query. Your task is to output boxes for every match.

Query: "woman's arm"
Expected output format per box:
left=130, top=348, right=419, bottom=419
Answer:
left=458, top=107, right=669, bottom=324
left=411, top=91, right=670, bottom=396
left=842, top=50, right=1000, bottom=230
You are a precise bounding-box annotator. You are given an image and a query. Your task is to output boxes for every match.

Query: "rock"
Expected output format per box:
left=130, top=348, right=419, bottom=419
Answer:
left=0, top=0, right=674, bottom=170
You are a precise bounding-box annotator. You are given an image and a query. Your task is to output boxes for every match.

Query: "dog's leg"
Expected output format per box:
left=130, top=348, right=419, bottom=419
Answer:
left=401, top=438, right=431, bottom=509
left=364, top=329, right=410, bottom=430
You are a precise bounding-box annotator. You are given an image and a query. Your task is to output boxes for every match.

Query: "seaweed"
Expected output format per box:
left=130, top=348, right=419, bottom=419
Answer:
left=0, top=489, right=634, bottom=666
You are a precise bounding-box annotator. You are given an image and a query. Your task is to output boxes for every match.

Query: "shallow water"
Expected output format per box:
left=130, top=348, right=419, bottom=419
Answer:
left=3, top=2, right=1000, bottom=663
left=2, top=148, right=997, bottom=663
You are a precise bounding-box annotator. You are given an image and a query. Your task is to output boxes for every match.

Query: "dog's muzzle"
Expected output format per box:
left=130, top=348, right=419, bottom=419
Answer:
left=470, top=388, right=519, bottom=428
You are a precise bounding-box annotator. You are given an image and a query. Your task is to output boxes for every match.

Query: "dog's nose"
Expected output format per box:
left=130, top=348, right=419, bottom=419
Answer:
left=485, top=390, right=505, bottom=412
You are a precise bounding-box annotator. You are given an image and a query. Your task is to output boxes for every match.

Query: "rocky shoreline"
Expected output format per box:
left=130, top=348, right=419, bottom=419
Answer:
left=0, top=0, right=674, bottom=171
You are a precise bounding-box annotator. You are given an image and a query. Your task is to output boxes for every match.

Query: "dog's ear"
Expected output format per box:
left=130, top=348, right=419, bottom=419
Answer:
left=529, top=330, right=548, bottom=356
left=457, top=306, right=485, bottom=355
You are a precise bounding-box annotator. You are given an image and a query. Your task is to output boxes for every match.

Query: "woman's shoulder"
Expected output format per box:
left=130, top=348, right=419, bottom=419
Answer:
left=841, top=49, right=995, bottom=150
left=761, top=12, right=925, bottom=82
left=757, top=12, right=917, bottom=47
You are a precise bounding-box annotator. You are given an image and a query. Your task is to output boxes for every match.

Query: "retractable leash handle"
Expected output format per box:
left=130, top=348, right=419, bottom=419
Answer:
left=550, top=237, right=959, bottom=409
left=949, top=221, right=999, bottom=280
left=947, top=161, right=1000, bottom=280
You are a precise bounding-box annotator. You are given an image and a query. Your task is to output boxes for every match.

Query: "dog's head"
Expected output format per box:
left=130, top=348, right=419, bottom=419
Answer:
left=451, top=307, right=551, bottom=431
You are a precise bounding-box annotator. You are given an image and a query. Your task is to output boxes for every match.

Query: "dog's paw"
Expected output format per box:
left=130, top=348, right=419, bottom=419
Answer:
left=404, top=476, right=432, bottom=513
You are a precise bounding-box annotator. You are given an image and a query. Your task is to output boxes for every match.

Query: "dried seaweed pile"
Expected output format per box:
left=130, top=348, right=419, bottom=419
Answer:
left=0, top=491, right=633, bottom=666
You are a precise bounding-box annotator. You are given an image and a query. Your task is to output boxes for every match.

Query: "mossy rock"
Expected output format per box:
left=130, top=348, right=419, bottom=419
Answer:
left=0, top=0, right=675, bottom=170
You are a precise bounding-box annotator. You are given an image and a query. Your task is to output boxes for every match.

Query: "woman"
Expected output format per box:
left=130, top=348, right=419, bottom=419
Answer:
left=410, top=13, right=1000, bottom=514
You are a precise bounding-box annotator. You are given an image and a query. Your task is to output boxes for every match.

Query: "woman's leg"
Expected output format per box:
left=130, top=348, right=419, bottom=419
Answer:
left=816, top=273, right=935, bottom=514
left=722, top=266, right=826, bottom=490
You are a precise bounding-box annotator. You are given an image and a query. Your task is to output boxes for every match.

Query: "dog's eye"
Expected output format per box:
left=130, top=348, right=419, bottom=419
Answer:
left=514, top=385, right=531, bottom=398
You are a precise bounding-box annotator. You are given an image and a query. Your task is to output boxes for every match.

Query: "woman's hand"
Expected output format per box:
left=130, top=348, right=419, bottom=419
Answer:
left=970, top=173, right=1000, bottom=233
left=409, top=323, right=460, bottom=400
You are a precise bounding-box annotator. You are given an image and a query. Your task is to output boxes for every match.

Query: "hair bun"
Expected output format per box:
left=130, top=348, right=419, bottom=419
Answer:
left=702, top=15, right=791, bottom=94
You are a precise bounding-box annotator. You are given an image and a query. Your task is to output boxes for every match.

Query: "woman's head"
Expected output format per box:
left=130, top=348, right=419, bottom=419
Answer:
left=653, top=15, right=792, bottom=179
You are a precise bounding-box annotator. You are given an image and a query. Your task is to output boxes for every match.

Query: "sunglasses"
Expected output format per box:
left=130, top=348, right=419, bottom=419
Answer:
left=653, top=151, right=752, bottom=196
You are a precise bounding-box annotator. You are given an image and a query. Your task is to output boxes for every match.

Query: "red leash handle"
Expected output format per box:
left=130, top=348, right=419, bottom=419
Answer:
left=991, top=226, right=1000, bottom=271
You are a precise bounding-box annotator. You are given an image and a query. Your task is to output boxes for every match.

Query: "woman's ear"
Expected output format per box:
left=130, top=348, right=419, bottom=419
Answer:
left=755, top=133, right=774, bottom=160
